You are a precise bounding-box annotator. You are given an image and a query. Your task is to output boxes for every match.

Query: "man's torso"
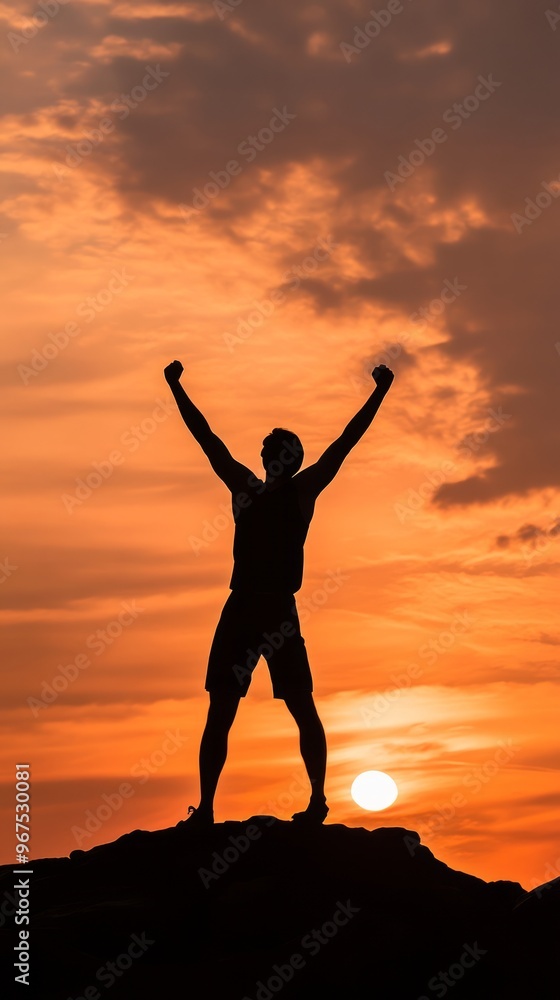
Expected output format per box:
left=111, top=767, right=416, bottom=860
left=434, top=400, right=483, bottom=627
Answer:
left=228, top=474, right=314, bottom=594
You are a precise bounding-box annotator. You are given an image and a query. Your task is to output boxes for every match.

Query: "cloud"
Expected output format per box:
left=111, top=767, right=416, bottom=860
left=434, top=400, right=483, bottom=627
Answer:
left=493, top=517, right=560, bottom=551
left=3, top=0, right=558, bottom=504
left=535, top=632, right=560, bottom=647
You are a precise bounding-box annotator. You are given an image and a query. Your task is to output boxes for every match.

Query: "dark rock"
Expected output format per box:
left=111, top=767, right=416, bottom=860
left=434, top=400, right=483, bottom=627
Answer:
left=1, top=819, right=557, bottom=999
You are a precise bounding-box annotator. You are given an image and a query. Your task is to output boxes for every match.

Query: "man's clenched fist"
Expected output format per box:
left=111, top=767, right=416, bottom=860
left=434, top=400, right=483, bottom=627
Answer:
left=164, top=360, right=184, bottom=384
left=372, top=364, right=394, bottom=392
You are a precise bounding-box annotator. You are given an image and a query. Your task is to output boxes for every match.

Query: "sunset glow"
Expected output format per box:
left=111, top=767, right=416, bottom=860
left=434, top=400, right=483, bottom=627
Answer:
left=2, top=0, right=560, bottom=893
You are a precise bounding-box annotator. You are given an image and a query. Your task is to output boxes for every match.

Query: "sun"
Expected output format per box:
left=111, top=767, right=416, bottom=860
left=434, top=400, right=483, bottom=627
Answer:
left=351, top=770, right=399, bottom=811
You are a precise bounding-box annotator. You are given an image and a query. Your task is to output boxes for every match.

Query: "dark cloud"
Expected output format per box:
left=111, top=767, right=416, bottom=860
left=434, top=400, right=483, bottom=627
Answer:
left=536, top=632, right=560, bottom=646
left=493, top=517, right=560, bottom=551
left=6, top=0, right=549, bottom=506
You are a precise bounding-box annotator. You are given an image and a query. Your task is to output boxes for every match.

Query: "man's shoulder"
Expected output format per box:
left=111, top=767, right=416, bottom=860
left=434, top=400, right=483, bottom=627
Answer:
left=229, top=467, right=264, bottom=497
left=293, top=466, right=317, bottom=495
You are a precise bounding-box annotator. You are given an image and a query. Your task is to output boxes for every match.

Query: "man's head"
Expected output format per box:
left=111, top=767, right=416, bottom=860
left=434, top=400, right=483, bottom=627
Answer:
left=261, top=427, right=304, bottom=478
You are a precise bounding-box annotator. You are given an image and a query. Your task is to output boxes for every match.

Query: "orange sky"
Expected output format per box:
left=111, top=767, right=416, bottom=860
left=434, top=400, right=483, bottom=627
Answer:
left=2, top=0, right=559, bottom=889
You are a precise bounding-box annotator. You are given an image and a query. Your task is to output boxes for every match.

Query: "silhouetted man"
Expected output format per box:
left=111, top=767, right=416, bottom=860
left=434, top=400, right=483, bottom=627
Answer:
left=164, top=358, right=394, bottom=827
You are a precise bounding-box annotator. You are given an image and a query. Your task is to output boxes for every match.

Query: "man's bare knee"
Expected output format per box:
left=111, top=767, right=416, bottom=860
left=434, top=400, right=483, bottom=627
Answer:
left=208, top=690, right=241, bottom=721
left=285, top=691, right=316, bottom=718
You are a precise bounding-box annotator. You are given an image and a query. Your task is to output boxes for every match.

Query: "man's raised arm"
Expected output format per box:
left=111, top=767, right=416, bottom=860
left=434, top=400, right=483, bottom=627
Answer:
left=297, top=364, right=394, bottom=499
left=164, top=359, right=252, bottom=492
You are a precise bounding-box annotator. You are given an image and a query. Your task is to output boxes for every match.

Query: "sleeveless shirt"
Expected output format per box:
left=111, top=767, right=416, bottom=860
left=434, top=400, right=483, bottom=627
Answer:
left=229, top=477, right=310, bottom=594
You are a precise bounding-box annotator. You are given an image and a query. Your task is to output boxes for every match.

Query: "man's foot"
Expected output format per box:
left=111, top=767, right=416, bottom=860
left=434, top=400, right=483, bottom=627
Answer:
left=177, top=805, right=214, bottom=830
left=291, top=796, right=329, bottom=825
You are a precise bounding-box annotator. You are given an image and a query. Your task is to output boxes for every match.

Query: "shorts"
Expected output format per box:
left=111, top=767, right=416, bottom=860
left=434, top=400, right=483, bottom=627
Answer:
left=205, top=589, right=313, bottom=699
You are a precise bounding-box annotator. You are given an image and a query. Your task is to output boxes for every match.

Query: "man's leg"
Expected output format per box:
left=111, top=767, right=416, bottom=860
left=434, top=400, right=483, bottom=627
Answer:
left=284, top=691, right=328, bottom=815
left=194, top=689, right=242, bottom=820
